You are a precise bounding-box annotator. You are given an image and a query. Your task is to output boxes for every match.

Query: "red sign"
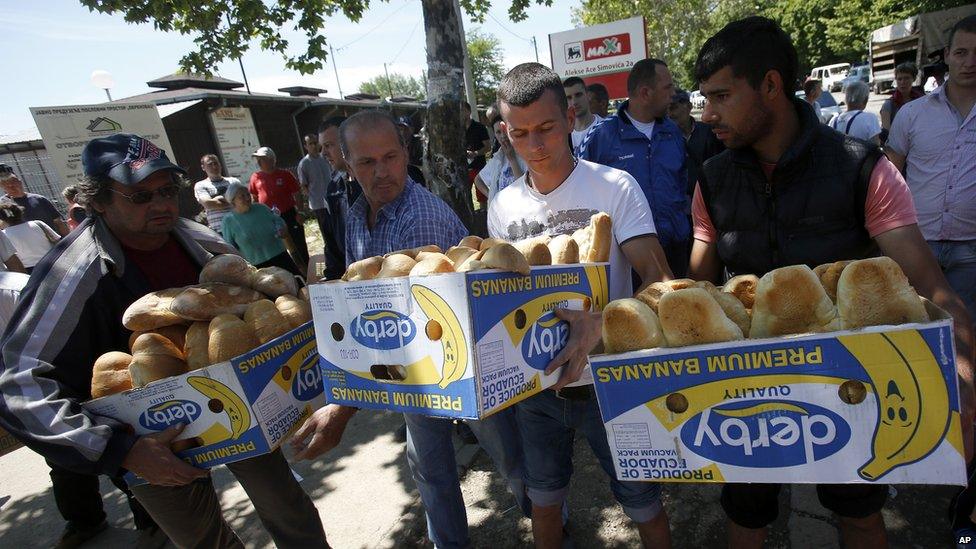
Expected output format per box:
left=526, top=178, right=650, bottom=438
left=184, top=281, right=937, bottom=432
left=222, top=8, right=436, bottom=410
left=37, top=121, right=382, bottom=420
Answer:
left=581, top=33, right=632, bottom=61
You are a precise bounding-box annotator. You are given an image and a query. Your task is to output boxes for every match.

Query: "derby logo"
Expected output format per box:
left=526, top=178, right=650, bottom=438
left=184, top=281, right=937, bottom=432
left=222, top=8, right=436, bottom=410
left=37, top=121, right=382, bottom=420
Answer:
left=680, top=400, right=850, bottom=467
left=521, top=312, right=570, bottom=371
left=292, top=351, right=323, bottom=401
left=139, top=400, right=202, bottom=431
left=352, top=310, right=416, bottom=350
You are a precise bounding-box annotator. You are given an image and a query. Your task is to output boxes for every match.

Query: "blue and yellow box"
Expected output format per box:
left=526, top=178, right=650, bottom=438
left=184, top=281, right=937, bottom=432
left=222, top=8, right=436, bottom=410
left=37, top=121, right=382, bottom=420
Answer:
left=85, top=322, right=324, bottom=473
left=309, top=264, right=609, bottom=419
left=590, top=301, right=967, bottom=485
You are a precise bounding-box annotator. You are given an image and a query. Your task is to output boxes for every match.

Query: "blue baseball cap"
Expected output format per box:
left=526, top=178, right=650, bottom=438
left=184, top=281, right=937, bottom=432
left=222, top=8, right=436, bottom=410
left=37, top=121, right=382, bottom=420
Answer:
left=82, top=133, right=186, bottom=185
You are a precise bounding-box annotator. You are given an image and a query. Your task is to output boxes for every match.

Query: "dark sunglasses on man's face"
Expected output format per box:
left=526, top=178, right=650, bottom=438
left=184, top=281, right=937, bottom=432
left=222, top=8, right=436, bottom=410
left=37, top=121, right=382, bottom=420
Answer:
left=108, top=184, right=182, bottom=205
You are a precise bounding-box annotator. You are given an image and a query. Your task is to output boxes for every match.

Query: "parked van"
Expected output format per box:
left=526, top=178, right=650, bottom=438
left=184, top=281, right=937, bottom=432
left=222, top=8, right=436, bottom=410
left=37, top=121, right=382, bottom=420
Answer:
left=810, top=63, right=851, bottom=92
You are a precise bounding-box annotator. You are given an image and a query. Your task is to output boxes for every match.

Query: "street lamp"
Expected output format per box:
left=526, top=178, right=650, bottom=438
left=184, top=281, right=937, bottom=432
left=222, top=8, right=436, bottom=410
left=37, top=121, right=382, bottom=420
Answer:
left=90, top=70, right=115, bottom=101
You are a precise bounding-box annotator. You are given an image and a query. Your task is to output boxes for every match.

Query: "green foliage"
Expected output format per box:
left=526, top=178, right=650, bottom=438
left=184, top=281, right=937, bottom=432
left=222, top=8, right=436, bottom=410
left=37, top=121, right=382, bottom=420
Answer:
left=466, top=28, right=506, bottom=106
left=359, top=72, right=427, bottom=99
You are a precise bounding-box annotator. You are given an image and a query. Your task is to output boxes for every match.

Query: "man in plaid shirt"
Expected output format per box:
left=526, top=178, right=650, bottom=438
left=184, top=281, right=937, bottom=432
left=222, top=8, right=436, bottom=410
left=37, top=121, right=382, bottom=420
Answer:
left=291, top=110, right=530, bottom=548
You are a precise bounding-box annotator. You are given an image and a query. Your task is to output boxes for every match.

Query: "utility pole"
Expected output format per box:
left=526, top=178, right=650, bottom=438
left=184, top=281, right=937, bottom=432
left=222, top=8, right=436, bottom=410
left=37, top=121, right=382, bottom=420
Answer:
left=531, top=36, right=539, bottom=63
left=226, top=11, right=251, bottom=94
left=452, top=0, right=478, bottom=118
left=383, top=63, right=395, bottom=98
left=330, top=44, right=344, bottom=98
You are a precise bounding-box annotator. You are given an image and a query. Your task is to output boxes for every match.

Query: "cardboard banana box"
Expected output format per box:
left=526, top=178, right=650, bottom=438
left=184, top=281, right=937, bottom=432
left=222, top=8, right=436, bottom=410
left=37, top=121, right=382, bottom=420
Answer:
left=590, top=300, right=966, bottom=485
left=309, top=264, right=609, bottom=419
left=84, top=322, right=324, bottom=478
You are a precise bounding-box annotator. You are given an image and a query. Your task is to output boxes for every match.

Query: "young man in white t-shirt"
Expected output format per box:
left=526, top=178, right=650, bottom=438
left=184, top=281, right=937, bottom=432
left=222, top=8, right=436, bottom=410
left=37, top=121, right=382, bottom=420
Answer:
left=194, top=154, right=239, bottom=233
left=564, top=76, right=604, bottom=153
left=492, top=62, right=674, bottom=548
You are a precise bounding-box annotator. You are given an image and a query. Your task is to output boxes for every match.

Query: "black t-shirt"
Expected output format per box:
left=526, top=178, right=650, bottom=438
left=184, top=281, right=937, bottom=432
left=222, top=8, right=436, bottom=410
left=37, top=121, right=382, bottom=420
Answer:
left=465, top=120, right=490, bottom=171
left=8, top=193, right=62, bottom=226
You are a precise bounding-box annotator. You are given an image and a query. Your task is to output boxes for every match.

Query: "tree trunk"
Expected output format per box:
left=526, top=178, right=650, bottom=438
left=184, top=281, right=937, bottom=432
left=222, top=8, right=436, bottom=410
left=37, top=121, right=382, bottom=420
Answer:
left=420, top=0, right=476, bottom=232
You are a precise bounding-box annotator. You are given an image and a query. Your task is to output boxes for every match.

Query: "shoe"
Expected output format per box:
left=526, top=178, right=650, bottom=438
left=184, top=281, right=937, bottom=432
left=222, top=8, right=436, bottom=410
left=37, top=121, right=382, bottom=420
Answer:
left=135, top=525, right=170, bottom=549
left=394, top=422, right=407, bottom=443
left=455, top=421, right=478, bottom=445
left=54, top=520, right=108, bottom=549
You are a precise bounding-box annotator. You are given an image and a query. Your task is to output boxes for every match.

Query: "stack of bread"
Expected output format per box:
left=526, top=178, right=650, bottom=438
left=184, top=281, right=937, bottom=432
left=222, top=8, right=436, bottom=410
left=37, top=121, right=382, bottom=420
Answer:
left=90, top=254, right=313, bottom=399
left=340, top=212, right=614, bottom=281
left=604, top=257, right=930, bottom=353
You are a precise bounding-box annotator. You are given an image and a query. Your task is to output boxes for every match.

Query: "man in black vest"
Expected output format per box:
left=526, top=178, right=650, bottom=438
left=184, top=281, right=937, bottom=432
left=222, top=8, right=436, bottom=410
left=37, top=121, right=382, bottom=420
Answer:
left=689, top=17, right=975, bottom=548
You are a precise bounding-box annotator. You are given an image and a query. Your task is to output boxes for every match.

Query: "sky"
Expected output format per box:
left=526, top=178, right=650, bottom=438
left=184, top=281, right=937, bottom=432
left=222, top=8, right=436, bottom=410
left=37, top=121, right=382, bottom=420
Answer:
left=0, top=0, right=578, bottom=140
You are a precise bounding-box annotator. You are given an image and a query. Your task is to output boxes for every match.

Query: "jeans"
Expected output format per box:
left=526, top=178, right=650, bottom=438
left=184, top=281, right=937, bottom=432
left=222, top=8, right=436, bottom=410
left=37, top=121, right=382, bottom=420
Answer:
left=516, top=390, right=663, bottom=523
left=47, top=459, right=156, bottom=530
left=404, top=407, right=528, bottom=548
left=928, top=240, right=976, bottom=320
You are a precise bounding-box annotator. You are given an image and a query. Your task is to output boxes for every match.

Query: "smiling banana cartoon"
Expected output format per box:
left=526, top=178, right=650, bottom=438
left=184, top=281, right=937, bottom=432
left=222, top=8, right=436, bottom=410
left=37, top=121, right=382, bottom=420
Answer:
left=410, top=284, right=469, bottom=389
left=187, top=376, right=251, bottom=440
left=838, top=330, right=951, bottom=481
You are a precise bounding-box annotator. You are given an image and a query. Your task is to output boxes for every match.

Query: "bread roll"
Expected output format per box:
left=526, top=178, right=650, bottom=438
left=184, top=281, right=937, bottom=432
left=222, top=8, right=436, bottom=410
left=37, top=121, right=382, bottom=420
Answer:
left=702, top=284, right=752, bottom=336
left=665, top=278, right=697, bottom=290
left=244, top=300, right=292, bottom=344
left=128, top=334, right=188, bottom=388
left=813, top=260, right=852, bottom=302
left=386, top=245, right=442, bottom=259
left=170, top=283, right=265, bottom=321
left=837, top=257, right=928, bottom=329
left=571, top=226, right=592, bottom=263
left=723, top=274, right=759, bottom=309
left=200, top=254, right=256, bottom=287
left=456, top=258, right=486, bottom=272
left=750, top=265, right=840, bottom=338
left=409, top=253, right=456, bottom=276
left=91, top=351, right=133, bottom=398
left=548, top=234, right=579, bottom=264
left=446, top=246, right=479, bottom=266
left=602, top=298, right=666, bottom=353
left=208, top=314, right=259, bottom=364
left=128, top=324, right=188, bottom=353
left=479, top=237, right=508, bottom=251
left=250, top=266, right=299, bottom=297
left=377, top=254, right=417, bottom=278
left=183, top=322, right=211, bottom=371
left=276, top=295, right=313, bottom=329
left=658, top=288, right=744, bottom=346
left=588, top=212, right=612, bottom=262
left=514, top=236, right=552, bottom=266
left=122, top=288, right=188, bottom=331
left=344, top=256, right=384, bottom=281
left=480, top=243, right=531, bottom=275
left=634, top=281, right=672, bottom=313
left=458, top=235, right=483, bottom=250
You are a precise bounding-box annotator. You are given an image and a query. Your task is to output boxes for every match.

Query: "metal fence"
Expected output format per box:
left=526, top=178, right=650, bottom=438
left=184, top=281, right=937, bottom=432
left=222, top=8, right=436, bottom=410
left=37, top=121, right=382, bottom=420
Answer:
left=0, top=145, right=67, bottom=216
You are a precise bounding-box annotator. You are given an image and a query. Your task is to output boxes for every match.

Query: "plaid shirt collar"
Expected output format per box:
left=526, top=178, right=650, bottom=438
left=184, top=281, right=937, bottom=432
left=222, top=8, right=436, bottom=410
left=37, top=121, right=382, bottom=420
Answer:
left=349, top=176, right=417, bottom=225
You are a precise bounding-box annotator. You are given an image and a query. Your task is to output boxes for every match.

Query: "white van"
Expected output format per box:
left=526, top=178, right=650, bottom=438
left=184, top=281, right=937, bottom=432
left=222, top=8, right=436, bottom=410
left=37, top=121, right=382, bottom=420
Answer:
left=810, top=63, right=851, bottom=92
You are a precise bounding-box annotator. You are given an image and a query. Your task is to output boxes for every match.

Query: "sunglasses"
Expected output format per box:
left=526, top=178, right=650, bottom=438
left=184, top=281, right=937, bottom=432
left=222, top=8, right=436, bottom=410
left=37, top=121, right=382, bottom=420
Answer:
left=108, top=184, right=182, bottom=205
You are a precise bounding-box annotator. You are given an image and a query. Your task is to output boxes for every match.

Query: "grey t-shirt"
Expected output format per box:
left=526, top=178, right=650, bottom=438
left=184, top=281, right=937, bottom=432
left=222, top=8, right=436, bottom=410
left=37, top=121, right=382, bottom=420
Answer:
left=298, top=155, right=332, bottom=211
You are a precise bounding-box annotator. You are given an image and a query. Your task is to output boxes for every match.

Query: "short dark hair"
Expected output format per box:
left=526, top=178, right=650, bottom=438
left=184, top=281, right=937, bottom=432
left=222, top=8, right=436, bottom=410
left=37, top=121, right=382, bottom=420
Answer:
left=803, top=79, right=821, bottom=97
left=61, top=185, right=78, bottom=203
left=895, top=62, right=918, bottom=79
left=695, top=16, right=797, bottom=96
left=563, top=76, right=586, bottom=89
left=586, top=83, right=609, bottom=101
left=498, top=62, right=567, bottom=114
left=338, top=110, right=406, bottom=158
left=626, top=59, right=667, bottom=95
left=317, top=116, right=346, bottom=135
left=948, top=14, right=976, bottom=51
left=200, top=153, right=219, bottom=164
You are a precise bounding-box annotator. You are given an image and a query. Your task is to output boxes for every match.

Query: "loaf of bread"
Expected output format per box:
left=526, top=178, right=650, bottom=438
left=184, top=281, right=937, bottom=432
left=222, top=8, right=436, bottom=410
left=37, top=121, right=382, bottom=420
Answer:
left=410, top=253, right=456, bottom=276
left=723, top=274, right=759, bottom=309
left=481, top=243, right=531, bottom=275
left=169, top=283, right=264, bottom=321
left=603, top=298, right=666, bottom=353
left=813, top=260, right=852, bottom=302
left=571, top=226, right=591, bottom=262
left=122, top=287, right=188, bottom=331
left=634, top=282, right=671, bottom=313
left=750, top=265, right=840, bottom=338
left=479, top=237, right=508, bottom=251
left=91, top=351, right=133, bottom=398
left=456, top=258, right=486, bottom=272
left=199, top=254, right=255, bottom=287
left=276, top=295, right=313, bottom=329
left=548, top=234, right=579, bottom=264
left=128, top=334, right=188, bottom=388
left=377, top=254, right=417, bottom=278
left=183, top=322, right=211, bottom=371
left=514, top=236, right=552, bottom=266
left=244, top=300, right=292, bottom=344
left=692, top=281, right=752, bottom=336
left=344, top=256, right=384, bottom=281
left=588, top=213, right=612, bottom=262
left=446, top=246, right=479, bottom=266
left=250, top=266, right=298, bottom=297
left=128, top=324, right=188, bottom=353
left=658, top=288, right=744, bottom=346
left=208, top=314, right=259, bottom=364
left=386, top=245, right=442, bottom=259
left=836, top=257, right=928, bottom=329
left=458, top=235, right=483, bottom=250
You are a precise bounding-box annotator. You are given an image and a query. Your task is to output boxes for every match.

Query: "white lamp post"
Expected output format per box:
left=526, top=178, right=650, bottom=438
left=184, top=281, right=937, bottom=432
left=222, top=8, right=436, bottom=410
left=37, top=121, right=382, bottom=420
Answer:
left=90, top=70, right=116, bottom=101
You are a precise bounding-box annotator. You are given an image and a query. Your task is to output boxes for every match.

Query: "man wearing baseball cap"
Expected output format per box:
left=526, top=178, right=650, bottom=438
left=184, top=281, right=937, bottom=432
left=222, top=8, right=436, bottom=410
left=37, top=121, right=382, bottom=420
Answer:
left=248, top=146, right=309, bottom=274
left=0, top=134, right=329, bottom=548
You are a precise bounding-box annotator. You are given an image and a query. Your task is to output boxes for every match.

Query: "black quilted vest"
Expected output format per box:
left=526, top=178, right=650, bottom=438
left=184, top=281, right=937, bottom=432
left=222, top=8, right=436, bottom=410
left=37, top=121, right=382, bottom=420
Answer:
left=699, top=99, right=882, bottom=277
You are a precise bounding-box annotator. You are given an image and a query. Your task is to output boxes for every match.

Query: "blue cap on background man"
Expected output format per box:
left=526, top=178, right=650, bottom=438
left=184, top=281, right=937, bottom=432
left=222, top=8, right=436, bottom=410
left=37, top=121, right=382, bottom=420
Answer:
left=82, top=133, right=185, bottom=185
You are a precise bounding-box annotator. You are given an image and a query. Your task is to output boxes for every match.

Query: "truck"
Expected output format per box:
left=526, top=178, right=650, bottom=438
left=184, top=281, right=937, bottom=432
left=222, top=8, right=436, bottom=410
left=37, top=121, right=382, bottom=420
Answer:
left=869, top=4, right=976, bottom=94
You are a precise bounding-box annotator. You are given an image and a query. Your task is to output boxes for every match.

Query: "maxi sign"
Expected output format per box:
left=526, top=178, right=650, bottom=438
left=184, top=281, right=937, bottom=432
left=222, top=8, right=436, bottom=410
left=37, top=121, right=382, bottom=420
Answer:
left=548, top=16, right=647, bottom=99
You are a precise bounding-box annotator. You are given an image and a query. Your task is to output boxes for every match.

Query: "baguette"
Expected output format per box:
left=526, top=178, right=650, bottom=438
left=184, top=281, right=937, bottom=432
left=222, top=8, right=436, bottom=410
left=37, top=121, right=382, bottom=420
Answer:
left=169, top=283, right=265, bottom=321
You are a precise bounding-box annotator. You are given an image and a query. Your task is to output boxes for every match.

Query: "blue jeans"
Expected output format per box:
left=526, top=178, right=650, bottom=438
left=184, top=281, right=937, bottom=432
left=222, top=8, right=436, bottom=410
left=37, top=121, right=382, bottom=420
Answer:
left=516, top=390, right=663, bottom=523
left=929, top=240, right=976, bottom=320
left=404, top=407, right=528, bottom=548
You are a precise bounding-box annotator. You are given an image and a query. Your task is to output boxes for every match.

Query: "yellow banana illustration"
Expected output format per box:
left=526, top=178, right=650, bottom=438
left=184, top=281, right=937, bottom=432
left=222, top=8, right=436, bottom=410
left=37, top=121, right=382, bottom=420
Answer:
left=838, top=330, right=951, bottom=481
left=410, top=284, right=469, bottom=389
left=187, top=376, right=252, bottom=439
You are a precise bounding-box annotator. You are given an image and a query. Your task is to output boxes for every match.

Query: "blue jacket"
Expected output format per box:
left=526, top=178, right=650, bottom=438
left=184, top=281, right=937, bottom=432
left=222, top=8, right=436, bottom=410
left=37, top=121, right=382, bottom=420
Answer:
left=579, top=101, right=690, bottom=247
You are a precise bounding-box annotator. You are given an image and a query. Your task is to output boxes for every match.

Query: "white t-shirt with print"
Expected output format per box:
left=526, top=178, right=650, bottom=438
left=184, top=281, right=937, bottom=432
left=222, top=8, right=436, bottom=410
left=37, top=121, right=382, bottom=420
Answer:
left=828, top=110, right=881, bottom=142
left=487, top=159, right=658, bottom=385
left=571, top=114, right=604, bottom=151
left=478, top=152, right=527, bottom=203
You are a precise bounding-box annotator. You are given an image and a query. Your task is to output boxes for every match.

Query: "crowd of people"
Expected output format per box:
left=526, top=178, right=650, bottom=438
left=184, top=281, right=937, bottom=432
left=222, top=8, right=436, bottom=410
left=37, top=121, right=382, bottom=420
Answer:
left=0, top=12, right=973, bottom=549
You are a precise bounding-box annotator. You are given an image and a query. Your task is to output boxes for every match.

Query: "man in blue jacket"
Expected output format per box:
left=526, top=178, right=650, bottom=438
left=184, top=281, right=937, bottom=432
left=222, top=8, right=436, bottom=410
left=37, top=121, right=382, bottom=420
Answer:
left=579, top=58, right=691, bottom=277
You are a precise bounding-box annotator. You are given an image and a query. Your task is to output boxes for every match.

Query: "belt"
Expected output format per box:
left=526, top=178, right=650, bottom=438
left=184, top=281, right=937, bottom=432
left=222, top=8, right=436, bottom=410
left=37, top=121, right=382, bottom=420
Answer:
left=553, top=385, right=596, bottom=401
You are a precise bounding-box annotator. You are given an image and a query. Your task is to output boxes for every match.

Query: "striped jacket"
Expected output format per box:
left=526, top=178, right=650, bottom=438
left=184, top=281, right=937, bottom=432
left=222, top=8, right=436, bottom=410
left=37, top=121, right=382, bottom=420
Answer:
left=0, top=216, right=235, bottom=475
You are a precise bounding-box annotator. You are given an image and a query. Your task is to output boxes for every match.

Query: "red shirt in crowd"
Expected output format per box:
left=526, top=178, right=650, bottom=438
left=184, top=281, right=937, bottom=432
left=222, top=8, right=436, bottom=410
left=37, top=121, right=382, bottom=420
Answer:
left=249, top=169, right=300, bottom=213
